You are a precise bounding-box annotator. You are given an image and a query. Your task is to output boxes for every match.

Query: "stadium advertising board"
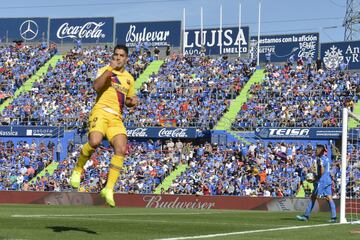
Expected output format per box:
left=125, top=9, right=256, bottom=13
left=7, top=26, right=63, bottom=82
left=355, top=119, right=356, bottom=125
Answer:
left=321, top=41, right=360, bottom=70
left=0, top=191, right=339, bottom=212
left=50, top=17, right=114, bottom=43
left=0, top=126, right=64, bottom=137
left=116, top=21, right=181, bottom=47
left=126, top=127, right=197, bottom=139
left=184, top=26, right=249, bottom=55
left=250, top=32, right=319, bottom=62
left=255, top=127, right=341, bottom=139
left=0, top=18, right=48, bottom=42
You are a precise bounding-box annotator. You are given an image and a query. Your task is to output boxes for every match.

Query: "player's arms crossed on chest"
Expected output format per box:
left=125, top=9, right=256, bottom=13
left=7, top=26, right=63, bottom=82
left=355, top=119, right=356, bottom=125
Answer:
left=93, top=66, right=113, bottom=92
left=94, top=58, right=119, bottom=92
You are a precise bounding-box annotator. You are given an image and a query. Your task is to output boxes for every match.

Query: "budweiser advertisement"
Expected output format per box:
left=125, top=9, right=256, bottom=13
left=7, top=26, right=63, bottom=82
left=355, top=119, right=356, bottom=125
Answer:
left=50, top=17, right=114, bottom=43
left=0, top=192, right=342, bottom=213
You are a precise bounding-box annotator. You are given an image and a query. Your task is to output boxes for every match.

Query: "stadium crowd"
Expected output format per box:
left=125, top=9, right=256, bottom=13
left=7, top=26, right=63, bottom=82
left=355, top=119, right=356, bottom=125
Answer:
left=0, top=43, right=358, bottom=200
left=232, top=61, right=360, bottom=130
left=5, top=137, right=355, bottom=199
left=0, top=139, right=54, bottom=190
left=1, top=48, right=254, bottom=131
left=0, top=43, right=57, bottom=104
left=123, top=55, right=254, bottom=129
left=0, top=45, right=150, bottom=126
left=27, top=139, right=186, bottom=193
left=166, top=141, right=345, bottom=197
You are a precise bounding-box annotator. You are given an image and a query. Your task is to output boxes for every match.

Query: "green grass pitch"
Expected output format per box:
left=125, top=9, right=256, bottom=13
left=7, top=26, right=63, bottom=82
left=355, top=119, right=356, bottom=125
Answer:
left=0, top=204, right=359, bottom=240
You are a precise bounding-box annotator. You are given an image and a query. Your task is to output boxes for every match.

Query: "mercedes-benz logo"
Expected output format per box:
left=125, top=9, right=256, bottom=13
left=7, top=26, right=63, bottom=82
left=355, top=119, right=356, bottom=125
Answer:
left=19, top=20, right=39, bottom=41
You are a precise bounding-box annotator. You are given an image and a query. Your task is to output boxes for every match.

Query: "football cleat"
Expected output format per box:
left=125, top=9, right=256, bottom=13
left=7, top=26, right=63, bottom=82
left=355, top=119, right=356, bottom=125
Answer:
left=100, top=188, right=116, bottom=207
left=296, top=215, right=309, bottom=222
left=70, top=170, right=82, bottom=189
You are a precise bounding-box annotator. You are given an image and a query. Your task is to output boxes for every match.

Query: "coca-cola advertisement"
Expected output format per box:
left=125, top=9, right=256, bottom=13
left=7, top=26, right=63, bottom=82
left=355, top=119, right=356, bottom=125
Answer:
left=50, top=17, right=114, bottom=43
left=126, top=128, right=148, bottom=138
left=126, top=127, right=197, bottom=139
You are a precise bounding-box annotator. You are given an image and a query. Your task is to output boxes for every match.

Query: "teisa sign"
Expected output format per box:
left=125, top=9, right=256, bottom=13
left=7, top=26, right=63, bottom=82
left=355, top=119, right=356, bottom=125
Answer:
left=50, top=17, right=114, bottom=43
left=184, top=26, right=249, bottom=55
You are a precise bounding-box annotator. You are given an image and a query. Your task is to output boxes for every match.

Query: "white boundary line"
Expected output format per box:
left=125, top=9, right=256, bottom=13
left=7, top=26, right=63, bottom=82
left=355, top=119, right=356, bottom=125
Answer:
left=153, top=223, right=341, bottom=240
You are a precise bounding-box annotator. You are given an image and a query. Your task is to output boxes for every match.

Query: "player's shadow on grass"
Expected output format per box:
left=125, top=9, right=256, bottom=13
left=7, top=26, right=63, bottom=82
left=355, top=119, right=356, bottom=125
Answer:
left=47, top=226, right=97, bottom=234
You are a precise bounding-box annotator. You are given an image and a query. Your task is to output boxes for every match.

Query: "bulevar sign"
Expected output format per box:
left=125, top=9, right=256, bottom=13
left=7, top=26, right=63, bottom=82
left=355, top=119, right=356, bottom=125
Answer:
left=0, top=192, right=340, bottom=213
left=116, top=21, right=181, bottom=47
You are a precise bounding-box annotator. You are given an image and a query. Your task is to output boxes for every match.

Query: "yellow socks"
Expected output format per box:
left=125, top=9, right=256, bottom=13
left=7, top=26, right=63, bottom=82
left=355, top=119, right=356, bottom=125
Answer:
left=105, top=155, right=124, bottom=190
left=74, top=142, right=95, bottom=172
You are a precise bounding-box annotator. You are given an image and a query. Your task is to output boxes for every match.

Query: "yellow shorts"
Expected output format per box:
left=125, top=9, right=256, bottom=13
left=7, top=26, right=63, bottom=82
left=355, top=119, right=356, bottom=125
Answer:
left=88, top=108, right=127, bottom=141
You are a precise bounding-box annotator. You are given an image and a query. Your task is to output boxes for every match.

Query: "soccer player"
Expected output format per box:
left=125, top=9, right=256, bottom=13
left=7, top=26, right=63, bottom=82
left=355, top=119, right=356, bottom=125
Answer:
left=69, top=45, right=137, bottom=207
left=296, top=144, right=337, bottom=222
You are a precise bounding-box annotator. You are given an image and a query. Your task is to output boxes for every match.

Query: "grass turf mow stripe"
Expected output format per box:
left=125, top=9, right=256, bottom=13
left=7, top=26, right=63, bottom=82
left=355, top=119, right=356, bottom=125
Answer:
left=153, top=223, right=340, bottom=240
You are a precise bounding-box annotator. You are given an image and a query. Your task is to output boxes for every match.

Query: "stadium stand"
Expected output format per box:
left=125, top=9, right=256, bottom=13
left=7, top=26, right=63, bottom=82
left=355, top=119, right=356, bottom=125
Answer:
left=0, top=43, right=358, bottom=202
left=123, top=55, right=255, bottom=129
left=0, top=43, right=57, bottom=105
left=166, top=141, right=344, bottom=197
left=28, top=140, right=186, bottom=193
left=0, top=139, right=54, bottom=190
left=231, top=63, right=360, bottom=130
left=0, top=46, right=151, bottom=127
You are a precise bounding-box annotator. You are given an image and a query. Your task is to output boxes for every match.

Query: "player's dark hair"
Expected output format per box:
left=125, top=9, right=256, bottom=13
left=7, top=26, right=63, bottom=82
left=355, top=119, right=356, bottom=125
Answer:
left=114, top=44, right=129, bottom=56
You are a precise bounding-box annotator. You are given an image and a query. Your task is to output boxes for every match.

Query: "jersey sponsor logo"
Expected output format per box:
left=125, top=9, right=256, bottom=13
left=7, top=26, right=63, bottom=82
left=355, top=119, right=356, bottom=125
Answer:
left=112, top=82, right=129, bottom=94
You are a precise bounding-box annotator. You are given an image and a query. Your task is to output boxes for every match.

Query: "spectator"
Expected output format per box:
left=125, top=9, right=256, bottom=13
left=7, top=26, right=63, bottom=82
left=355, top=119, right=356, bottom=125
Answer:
left=56, top=141, right=62, bottom=162
left=154, top=47, right=160, bottom=60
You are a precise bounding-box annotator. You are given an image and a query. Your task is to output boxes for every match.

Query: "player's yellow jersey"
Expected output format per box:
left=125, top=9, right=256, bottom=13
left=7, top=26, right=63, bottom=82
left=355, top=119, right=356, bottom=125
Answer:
left=93, top=66, right=135, bottom=115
